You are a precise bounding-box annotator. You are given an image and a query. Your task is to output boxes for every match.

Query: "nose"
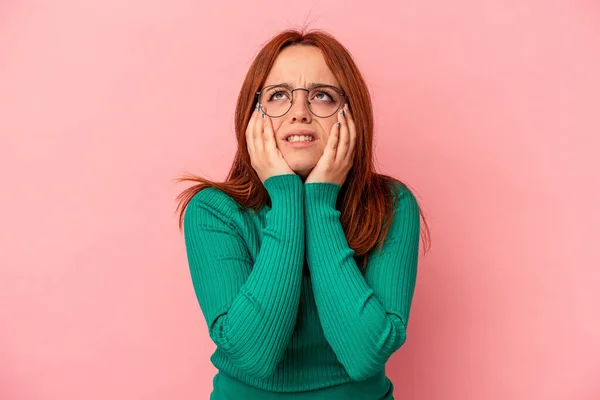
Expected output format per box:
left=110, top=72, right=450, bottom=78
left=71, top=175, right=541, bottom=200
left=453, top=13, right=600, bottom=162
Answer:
left=289, top=89, right=312, bottom=123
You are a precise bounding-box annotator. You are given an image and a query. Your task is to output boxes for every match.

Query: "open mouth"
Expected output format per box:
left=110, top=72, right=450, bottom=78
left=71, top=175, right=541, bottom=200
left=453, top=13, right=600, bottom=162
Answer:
left=285, top=135, right=316, bottom=143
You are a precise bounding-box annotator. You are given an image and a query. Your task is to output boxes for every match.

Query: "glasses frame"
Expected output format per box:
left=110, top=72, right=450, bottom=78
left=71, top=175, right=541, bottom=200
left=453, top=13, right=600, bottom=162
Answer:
left=255, top=84, right=348, bottom=118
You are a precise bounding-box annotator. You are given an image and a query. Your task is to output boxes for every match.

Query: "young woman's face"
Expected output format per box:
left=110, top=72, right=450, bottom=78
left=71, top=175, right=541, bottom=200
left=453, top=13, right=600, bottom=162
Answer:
left=261, top=45, right=342, bottom=180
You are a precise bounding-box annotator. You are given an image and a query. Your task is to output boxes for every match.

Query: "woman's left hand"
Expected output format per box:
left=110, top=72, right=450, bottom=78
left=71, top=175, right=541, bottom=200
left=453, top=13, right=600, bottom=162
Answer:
left=305, top=103, right=355, bottom=186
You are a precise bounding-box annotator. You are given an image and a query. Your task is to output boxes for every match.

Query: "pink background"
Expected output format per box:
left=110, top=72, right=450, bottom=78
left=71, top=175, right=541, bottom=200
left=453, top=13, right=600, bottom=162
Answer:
left=1, top=1, right=599, bottom=399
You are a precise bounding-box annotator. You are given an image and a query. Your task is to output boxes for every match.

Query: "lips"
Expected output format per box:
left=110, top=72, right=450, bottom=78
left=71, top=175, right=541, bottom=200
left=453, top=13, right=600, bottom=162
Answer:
left=282, top=130, right=318, bottom=141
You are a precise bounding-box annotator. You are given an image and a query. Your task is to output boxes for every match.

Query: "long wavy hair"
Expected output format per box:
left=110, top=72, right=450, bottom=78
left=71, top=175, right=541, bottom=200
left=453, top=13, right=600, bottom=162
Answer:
left=176, top=28, right=431, bottom=270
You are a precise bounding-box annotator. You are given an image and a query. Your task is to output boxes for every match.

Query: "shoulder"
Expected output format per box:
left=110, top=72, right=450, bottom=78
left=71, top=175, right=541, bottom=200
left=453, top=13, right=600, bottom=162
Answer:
left=383, top=178, right=421, bottom=229
left=384, top=178, right=419, bottom=209
left=184, top=186, right=242, bottom=226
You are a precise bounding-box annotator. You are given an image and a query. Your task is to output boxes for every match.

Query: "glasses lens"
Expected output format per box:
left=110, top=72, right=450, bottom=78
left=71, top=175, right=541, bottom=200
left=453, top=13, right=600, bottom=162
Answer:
left=259, top=85, right=344, bottom=117
left=259, top=86, right=292, bottom=117
left=308, top=86, right=343, bottom=117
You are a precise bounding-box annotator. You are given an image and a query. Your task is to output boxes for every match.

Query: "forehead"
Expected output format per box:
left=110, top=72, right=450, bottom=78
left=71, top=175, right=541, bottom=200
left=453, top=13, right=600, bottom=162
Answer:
left=264, top=45, right=339, bottom=87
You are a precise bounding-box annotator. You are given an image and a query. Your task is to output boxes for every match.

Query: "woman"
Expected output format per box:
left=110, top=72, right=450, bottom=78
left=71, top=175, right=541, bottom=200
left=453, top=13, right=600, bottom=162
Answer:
left=177, top=29, right=431, bottom=400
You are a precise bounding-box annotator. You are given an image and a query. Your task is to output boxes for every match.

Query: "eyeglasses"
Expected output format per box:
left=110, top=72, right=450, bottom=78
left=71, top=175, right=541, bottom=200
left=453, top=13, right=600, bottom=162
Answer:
left=255, top=84, right=347, bottom=118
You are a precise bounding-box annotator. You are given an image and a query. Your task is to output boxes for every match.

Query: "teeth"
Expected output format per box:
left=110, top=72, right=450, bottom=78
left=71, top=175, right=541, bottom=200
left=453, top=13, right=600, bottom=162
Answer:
left=287, top=135, right=314, bottom=142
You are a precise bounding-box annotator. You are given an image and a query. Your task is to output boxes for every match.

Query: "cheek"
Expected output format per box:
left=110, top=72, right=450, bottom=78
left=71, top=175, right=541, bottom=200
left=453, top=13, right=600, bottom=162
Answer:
left=272, top=119, right=283, bottom=133
left=320, top=116, right=338, bottom=142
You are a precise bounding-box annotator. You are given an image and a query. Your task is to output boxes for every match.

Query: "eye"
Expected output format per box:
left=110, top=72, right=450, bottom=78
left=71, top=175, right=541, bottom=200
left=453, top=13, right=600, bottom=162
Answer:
left=313, top=91, right=333, bottom=101
left=270, top=91, right=290, bottom=101
left=264, top=87, right=291, bottom=102
left=310, top=87, right=339, bottom=103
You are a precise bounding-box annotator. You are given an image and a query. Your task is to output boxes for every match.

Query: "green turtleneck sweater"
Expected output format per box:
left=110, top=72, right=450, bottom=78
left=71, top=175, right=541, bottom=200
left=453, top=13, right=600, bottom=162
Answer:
left=183, top=173, right=420, bottom=399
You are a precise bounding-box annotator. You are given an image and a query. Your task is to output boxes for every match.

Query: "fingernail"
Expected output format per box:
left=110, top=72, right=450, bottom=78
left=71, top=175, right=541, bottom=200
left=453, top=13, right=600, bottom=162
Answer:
left=258, top=104, right=262, bottom=111
left=262, top=112, right=265, bottom=118
left=341, top=109, right=345, bottom=117
left=337, top=121, right=341, bottom=128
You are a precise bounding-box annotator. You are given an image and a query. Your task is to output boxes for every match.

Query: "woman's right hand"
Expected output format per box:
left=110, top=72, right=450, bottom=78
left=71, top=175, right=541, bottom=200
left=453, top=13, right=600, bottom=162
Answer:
left=246, top=104, right=295, bottom=184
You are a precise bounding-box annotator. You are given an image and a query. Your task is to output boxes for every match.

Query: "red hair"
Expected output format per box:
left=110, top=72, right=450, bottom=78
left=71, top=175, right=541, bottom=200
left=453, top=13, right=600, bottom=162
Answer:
left=176, top=28, right=431, bottom=270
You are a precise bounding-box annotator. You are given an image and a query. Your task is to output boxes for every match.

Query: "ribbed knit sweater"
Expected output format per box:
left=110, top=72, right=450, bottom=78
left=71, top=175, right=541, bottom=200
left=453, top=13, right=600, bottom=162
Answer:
left=183, top=173, right=420, bottom=399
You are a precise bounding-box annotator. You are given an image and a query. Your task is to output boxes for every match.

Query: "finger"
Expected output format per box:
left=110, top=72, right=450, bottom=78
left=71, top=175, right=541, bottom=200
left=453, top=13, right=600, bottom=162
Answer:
left=246, top=103, right=260, bottom=156
left=323, top=119, right=341, bottom=163
left=337, top=107, right=350, bottom=163
left=343, top=103, right=356, bottom=163
left=253, top=103, right=265, bottom=153
left=262, top=105, right=277, bottom=152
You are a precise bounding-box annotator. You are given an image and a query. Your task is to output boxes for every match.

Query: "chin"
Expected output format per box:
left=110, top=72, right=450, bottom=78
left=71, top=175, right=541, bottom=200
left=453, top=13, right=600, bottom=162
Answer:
left=287, top=161, right=316, bottom=175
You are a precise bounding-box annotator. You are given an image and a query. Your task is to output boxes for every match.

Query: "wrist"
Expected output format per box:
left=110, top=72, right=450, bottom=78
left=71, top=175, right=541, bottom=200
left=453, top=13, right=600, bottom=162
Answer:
left=264, top=174, right=303, bottom=206
left=304, top=182, right=341, bottom=209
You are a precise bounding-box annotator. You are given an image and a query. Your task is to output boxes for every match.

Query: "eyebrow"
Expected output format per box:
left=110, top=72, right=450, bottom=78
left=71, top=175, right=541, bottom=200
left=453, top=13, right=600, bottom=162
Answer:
left=273, top=82, right=340, bottom=90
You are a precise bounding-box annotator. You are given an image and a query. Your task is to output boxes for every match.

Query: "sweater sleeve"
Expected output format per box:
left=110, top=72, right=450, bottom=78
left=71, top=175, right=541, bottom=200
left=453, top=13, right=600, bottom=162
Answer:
left=183, top=173, right=304, bottom=379
left=304, top=181, right=420, bottom=381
